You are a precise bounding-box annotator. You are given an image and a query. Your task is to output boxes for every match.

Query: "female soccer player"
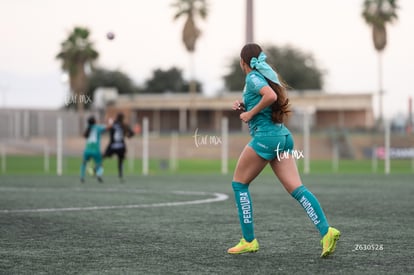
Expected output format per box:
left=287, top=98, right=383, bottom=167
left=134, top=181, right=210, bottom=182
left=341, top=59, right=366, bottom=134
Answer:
left=80, top=116, right=107, bottom=183
left=103, top=113, right=134, bottom=182
left=227, top=43, right=340, bottom=257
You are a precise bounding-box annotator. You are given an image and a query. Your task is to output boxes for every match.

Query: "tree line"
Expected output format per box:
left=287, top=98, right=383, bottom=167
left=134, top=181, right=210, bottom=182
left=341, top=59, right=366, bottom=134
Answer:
left=56, top=0, right=398, bottom=112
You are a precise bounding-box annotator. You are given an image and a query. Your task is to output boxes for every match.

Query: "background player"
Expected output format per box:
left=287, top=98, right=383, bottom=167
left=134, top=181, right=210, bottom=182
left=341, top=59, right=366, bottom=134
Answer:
left=103, top=113, right=134, bottom=182
left=80, top=116, right=107, bottom=183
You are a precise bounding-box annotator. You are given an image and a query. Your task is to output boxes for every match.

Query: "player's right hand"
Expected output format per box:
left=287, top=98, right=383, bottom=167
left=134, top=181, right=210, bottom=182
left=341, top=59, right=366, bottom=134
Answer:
left=232, top=100, right=245, bottom=112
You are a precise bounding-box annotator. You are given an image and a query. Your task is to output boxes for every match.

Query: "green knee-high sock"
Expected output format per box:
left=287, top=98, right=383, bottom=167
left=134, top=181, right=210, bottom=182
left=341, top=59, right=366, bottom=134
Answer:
left=232, top=181, right=255, bottom=242
left=80, top=161, right=87, bottom=179
left=291, top=185, right=330, bottom=237
left=96, top=165, right=103, bottom=177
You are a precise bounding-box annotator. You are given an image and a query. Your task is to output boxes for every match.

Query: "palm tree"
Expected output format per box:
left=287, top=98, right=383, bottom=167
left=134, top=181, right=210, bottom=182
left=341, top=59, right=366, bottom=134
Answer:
left=56, top=26, right=99, bottom=130
left=172, top=0, right=208, bottom=53
left=172, top=0, right=208, bottom=130
left=362, top=0, right=398, bottom=126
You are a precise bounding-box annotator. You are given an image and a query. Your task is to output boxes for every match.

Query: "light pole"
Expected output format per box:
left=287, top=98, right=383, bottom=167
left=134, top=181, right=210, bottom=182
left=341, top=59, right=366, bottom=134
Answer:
left=246, top=0, right=254, bottom=43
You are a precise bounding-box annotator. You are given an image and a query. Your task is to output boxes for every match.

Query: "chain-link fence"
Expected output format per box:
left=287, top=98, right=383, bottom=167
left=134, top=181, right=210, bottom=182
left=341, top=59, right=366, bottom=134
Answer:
left=0, top=109, right=413, bottom=175
left=0, top=109, right=97, bottom=139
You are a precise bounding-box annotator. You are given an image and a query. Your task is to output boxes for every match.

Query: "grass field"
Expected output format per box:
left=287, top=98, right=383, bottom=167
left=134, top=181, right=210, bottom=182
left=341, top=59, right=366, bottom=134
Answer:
left=2, top=155, right=414, bottom=175
left=1, top=173, right=413, bottom=274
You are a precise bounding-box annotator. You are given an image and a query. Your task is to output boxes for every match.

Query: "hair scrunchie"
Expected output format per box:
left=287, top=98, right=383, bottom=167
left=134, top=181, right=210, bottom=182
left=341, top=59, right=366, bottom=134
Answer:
left=250, top=52, right=281, bottom=85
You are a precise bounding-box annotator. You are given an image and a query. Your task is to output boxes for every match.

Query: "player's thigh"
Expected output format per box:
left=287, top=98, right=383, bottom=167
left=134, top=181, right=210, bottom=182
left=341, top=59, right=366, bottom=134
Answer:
left=92, top=152, right=103, bottom=166
left=83, top=151, right=92, bottom=162
left=233, top=145, right=268, bottom=184
left=269, top=157, right=302, bottom=194
left=104, top=147, right=114, bottom=158
left=116, top=148, right=126, bottom=160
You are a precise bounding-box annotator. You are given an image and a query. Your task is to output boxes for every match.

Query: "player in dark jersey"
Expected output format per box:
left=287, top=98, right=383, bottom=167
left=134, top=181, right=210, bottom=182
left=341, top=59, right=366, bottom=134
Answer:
left=103, top=113, right=134, bottom=182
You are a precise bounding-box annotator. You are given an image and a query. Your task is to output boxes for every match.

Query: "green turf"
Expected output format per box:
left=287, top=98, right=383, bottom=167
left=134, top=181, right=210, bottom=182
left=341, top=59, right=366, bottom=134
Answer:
left=0, top=174, right=413, bottom=274
left=2, top=155, right=414, bottom=175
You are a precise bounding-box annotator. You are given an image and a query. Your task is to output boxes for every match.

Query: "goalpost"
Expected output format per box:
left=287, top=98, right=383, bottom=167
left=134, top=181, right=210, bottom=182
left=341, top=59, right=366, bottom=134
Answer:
left=303, top=110, right=310, bottom=174
left=56, top=117, right=63, bottom=176
left=0, top=143, right=51, bottom=174
left=142, top=117, right=149, bottom=176
left=384, top=118, right=390, bottom=175
left=221, top=117, right=229, bottom=175
left=169, top=132, right=178, bottom=172
left=1, top=145, right=5, bottom=174
left=138, top=116, right=230, bottom=175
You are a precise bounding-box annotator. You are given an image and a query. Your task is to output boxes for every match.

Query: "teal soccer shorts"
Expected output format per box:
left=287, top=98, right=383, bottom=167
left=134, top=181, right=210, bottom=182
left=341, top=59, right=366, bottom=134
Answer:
left=248, top=133, right=294, bottom=161
left=83, top=150, right=103, bottom=166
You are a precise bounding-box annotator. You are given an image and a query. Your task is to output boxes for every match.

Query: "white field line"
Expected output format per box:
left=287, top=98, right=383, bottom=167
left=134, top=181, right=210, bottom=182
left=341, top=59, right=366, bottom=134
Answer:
left=0, top=188, right=229, bottom=214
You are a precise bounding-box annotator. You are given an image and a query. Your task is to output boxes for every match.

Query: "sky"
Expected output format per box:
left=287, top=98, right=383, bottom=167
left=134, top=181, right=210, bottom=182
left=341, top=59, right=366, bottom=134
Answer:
left=0, top=0, right=413, bottom=119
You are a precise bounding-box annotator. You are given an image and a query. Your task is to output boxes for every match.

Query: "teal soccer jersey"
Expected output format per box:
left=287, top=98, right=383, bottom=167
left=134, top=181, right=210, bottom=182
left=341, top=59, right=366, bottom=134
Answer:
left=84, top=124, right=106, bottom=153
left=243, top=70, right=292, bottom=160
left=242, top=70, right=290, bottom=137
left=81, top=124, right=106, bottom=180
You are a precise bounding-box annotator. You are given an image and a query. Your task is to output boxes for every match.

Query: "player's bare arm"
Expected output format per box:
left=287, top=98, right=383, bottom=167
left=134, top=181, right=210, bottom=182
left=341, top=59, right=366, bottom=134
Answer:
left=240, top=86, right=276, bottom=123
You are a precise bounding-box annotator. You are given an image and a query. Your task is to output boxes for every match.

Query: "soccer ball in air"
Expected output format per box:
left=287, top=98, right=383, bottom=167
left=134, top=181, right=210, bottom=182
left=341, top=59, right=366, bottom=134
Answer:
left=106, top=32, right=115, bottom=40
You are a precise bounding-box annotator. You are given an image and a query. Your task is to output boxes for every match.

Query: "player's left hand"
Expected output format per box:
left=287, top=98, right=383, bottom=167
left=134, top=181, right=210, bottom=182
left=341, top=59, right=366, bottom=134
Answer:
left=240, top=111, right=253, bottom=123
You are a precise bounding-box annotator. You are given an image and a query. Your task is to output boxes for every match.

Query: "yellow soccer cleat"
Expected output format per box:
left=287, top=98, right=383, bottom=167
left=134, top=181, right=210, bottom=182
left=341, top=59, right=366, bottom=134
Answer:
left=227, top=238, right=259, bottom=254
left=321, top=227, right=341, bottom=257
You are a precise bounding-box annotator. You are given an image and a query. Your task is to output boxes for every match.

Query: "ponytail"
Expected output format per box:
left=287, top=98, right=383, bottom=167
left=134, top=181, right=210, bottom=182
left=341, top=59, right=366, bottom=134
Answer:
left=240, top=43, right=290, bottom=123
left=83, top=125, right=92, bottom=138
left=267, top=79, right=290, bottom=123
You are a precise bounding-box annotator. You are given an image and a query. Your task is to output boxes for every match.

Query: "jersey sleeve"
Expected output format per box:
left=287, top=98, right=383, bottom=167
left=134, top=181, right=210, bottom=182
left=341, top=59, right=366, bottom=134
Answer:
left=97, top=124, right=107, bottom=133
left=246, top=72, right=268, bottom=95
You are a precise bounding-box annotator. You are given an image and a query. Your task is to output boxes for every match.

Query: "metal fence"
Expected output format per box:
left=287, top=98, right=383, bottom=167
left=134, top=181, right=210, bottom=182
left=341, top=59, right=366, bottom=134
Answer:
left=0, top=109, right=96, bottom=140
left=1, top=109, right=413, bottom=175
